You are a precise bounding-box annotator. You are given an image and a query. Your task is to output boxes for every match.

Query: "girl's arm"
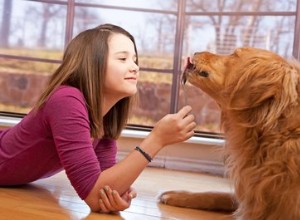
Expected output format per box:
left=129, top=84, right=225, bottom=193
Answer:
left=85, top=105, right=196, bottom=211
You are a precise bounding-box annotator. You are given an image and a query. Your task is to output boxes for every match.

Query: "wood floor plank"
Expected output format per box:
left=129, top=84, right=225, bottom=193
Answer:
left=0, top=167, right=234, bottom=220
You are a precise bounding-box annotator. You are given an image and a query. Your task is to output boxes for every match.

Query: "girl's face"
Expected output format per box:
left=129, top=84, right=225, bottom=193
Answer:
left=104, top=33, right=139, bottom=101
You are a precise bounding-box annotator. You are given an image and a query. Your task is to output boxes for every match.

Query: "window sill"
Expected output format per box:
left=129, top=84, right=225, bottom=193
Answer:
left=121, top=128, right=225, bottom=146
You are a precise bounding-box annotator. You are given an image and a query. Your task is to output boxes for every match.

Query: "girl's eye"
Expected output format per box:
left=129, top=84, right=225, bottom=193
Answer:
left=119, top=58, right=126, bottom=61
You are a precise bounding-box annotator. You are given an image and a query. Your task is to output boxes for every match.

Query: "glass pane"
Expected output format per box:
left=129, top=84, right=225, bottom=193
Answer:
left=183, top=15, right=295, bottom=57
left=73, top=7, right=177, bottom=68
left=0, top=0, right=66, bottom=59
left=186, top=0, right=297, bottom=12
left=0, top=57, right=59, bottom=113
left=75, top=0, right=178, bottom=10
left=128, top=71, right=172, bottom=126
left=178, top=83, right=221, bottom=133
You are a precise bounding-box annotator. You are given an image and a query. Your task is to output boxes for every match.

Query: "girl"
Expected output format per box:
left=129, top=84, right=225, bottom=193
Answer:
left=0, top=24, right=196, bottom=213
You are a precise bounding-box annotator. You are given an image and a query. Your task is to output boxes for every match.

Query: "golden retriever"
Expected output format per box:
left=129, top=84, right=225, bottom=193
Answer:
left=159, top=47, right=300, bottom=220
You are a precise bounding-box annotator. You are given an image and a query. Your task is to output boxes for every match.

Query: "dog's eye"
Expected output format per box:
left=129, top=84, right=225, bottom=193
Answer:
left=198, top=71, right=209, bottom=77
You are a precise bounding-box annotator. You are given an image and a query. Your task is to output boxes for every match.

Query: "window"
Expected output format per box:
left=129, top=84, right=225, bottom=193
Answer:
left=0, top=0, right=299, bottom=135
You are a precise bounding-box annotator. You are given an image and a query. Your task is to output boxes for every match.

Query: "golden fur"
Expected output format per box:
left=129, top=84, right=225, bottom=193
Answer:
left=159, top=47, right=300, bottom=220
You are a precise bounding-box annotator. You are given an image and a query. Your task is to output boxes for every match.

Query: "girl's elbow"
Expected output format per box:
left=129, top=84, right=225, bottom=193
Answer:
left=84, top=195, right=99, bottom=212
left=86, top=201, right=100, bottom=212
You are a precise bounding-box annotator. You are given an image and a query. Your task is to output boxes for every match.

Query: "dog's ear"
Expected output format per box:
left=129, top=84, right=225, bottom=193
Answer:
left=228, top=60, right=298, bottom=129
left=229, top=75, right=277, bottom=110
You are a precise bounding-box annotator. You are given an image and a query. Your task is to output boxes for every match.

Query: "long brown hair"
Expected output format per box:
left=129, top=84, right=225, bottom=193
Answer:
left=35, top=24, right=138, bottom=139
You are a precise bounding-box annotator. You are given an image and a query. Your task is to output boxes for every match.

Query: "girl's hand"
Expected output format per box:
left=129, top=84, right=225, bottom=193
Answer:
left=121, top=187, right=137, bottom=202
left=98, top=186, right=137, bottom=213
left=150, top=105, right=196, bottom=147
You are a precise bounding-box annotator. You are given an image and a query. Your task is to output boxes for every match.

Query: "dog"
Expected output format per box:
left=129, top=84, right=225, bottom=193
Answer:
left=159, top=47, right=300, bottom=220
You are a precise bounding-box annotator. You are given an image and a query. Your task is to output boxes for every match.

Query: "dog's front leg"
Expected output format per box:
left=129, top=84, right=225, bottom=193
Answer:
left=159, top=191, right=238, bottom=212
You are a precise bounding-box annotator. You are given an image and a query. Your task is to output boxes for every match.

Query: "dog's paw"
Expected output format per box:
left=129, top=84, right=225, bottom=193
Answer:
left=159, top=191, right=238, bottom=211
left=158, top=190, right=191, bottom=207
left=159, top=191, right=174, bottom=205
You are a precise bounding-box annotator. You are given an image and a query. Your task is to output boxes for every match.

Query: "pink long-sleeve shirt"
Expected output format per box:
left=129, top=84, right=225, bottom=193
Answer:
left=0, top=85, right=117, bottom=200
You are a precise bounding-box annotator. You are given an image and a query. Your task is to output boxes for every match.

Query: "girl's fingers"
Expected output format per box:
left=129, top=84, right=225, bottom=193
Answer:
left=177, top=105, right=193, bottom=118
left=99, top=188, right=115, bottom=211
left=112, top=190, right=130, bottom=210
left=98, top=186, right=136, bottom=212
left=104, top=186, right=117, bottom=208
left=99, top=186, right=130, bottom=212
left=128, top=187, right=137, bottom=200
left=129, top=191, right=137, bottom=199
left=98, top=199, right=109, bottom=213
left=183, top=113, right=195, bottom=123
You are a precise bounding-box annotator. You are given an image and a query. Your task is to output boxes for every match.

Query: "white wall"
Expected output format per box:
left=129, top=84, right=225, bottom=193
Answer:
left=118, top=129, right=226, bottom=176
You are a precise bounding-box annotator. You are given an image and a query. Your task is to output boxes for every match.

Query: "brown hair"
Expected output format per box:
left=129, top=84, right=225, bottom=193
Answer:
left=35, top=24, right=138, bottom=139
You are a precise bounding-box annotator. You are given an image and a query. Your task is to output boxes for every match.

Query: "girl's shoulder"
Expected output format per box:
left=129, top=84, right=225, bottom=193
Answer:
left=44, top=85, right=87, bottom=112
left=53, top=85, right=83, bottom=97
left=49, top=85, right=85, bottom=103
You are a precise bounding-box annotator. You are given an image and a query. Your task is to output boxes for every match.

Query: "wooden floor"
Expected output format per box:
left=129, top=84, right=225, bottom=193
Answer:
left=0, top=167, right=234, bottom=220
